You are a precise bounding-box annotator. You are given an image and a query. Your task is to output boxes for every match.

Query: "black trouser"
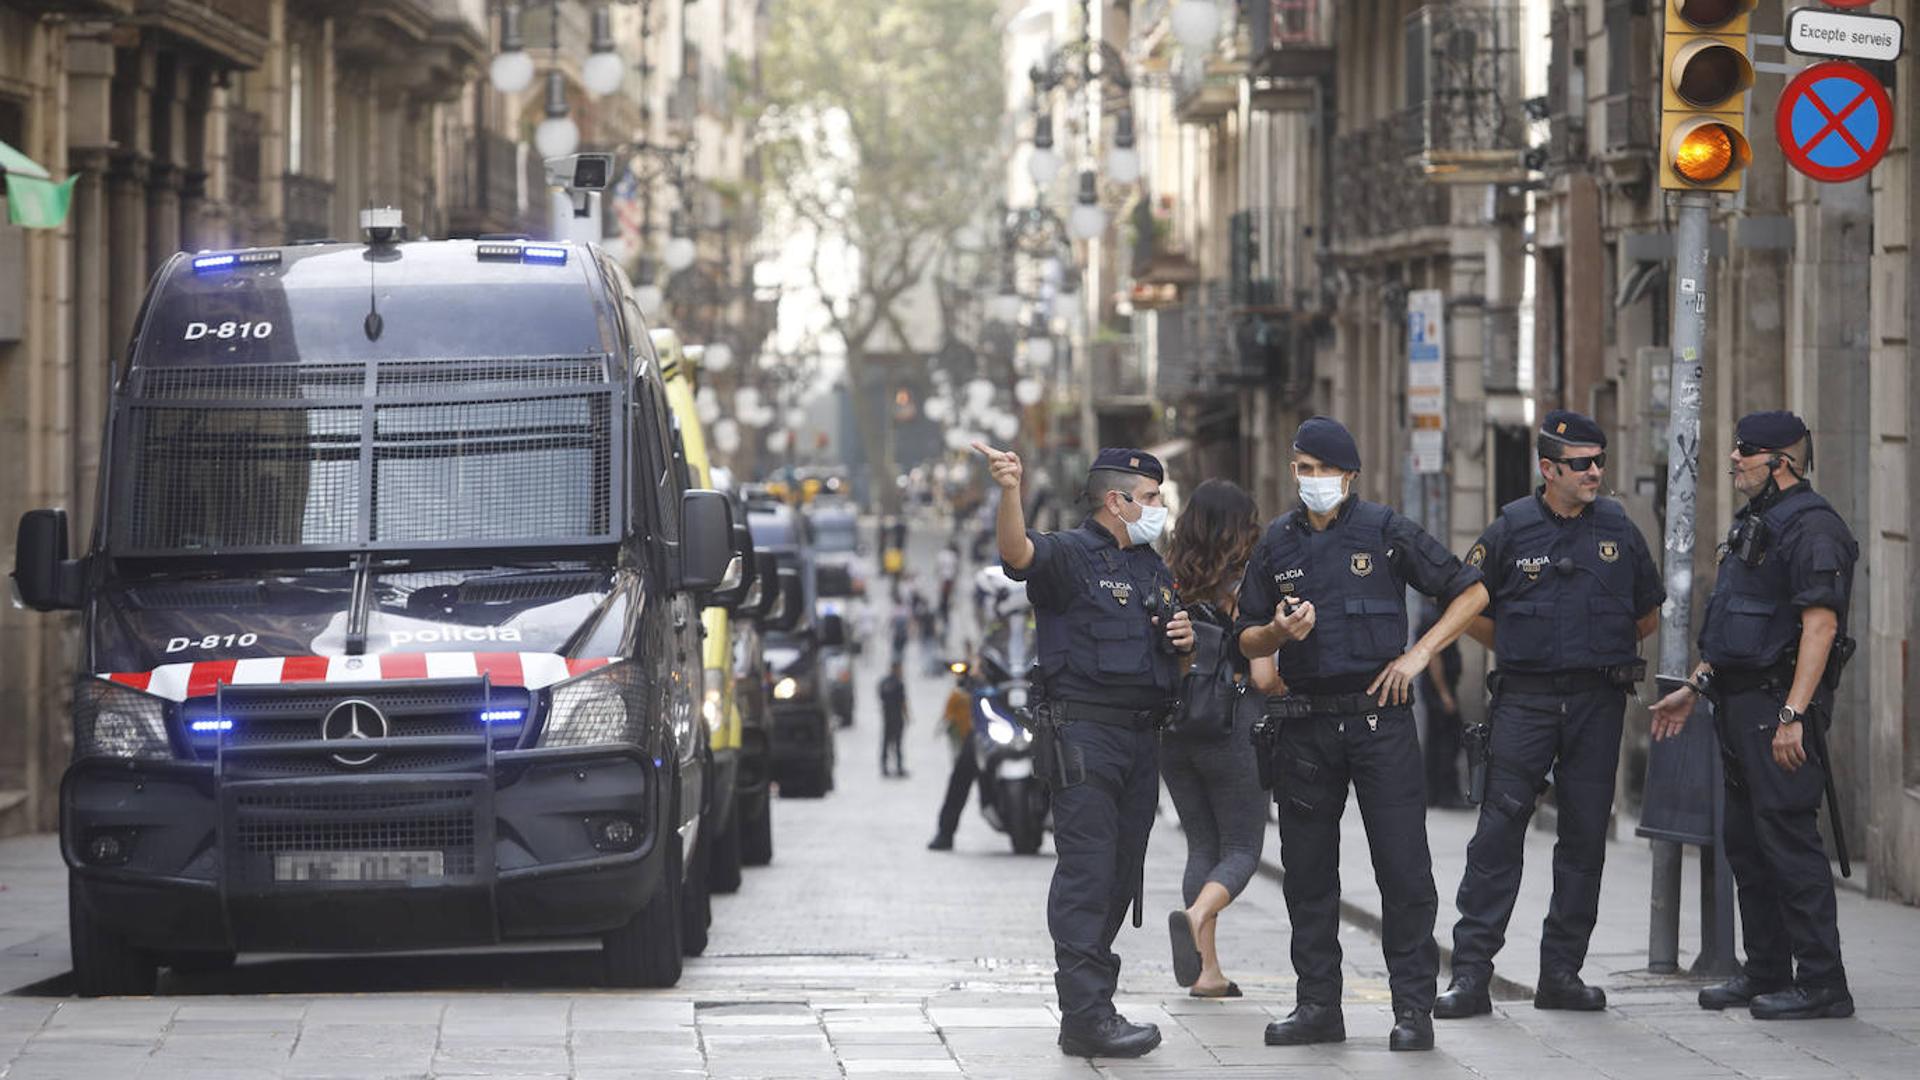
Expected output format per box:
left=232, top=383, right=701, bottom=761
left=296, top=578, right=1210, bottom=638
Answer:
left=1718, top=685, right=1846, bottom=990
left=1275, top=703, right=1438, bottom=1013
left=1449, top=685, right=1624, bottom=983
left=1048, top=718, right=1159, bottom=1028
left=881, top=715, right=905, bottom=775
left=936, top=740, right=980, bottom=835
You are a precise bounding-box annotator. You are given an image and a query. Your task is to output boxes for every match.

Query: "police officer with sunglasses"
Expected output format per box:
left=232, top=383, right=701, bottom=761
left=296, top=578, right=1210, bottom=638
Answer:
left=1435, top=410, right=1665, bottom=1020
left=1649, top=411, right=1858, bottom=1021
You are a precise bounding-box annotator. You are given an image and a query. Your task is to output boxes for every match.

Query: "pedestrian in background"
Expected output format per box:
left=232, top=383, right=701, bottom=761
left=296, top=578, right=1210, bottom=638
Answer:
left=937, top=544, right=959, bottom=642
left=1436, top=410, right=1664, bottom=1020
left=976, top=440, right=1192, bottom=1060
left=929, top=644, right=981, bottom=851
left=1651, top=411, right=1858, bottom=1021
left=1237, top=416, right=1488, bottom=1053
left=1415, top=599, right=1467, bottom=809
left=1161, top=479, right=1278, bottom=999
left=878, top=661, right=909, bottom=778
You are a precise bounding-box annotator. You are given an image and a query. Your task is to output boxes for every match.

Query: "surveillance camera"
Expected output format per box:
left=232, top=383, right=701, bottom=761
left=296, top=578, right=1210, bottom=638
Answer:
left=545, top=152, right=613, bottom=193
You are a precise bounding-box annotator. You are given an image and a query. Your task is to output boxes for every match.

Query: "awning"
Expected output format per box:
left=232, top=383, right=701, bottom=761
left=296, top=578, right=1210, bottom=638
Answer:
left=0, top=139, right=76, bottom=229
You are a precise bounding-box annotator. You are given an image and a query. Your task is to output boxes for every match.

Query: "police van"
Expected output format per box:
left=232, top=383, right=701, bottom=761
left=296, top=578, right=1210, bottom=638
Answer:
left=10, top=204, right=741, bottom=995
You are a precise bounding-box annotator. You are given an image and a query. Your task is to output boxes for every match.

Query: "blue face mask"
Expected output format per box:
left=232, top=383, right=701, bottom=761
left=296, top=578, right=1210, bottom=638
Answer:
left=1125, top=502, right=1168, bottom=546
left=1298, top=475, right=1346, bottom=514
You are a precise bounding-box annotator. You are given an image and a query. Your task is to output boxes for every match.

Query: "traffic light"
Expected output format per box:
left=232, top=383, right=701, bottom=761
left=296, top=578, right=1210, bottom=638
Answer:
left=1659, top=0, right=1756, bottom=191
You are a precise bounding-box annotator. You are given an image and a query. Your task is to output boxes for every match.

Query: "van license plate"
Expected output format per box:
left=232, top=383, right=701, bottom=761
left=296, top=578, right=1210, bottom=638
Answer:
left=273, top=851, right=445, bottom=883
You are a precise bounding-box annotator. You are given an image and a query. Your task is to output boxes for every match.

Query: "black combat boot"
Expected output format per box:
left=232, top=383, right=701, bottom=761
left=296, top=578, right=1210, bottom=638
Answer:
left=1058, top=1014, right=1162, bottom=1058
left=1749, top=985, right=1855, bottom=1020
left=1698, top=973, right=1788, bottom=1011
left=1264, top=1003, right=1345, bottom=1046
left=926, top=831, right=954, bottom=851
left=1434, top=972, right=1492, bottom=1019
left=1388, top=1008, right=1434, bottom=1051
left=1533, top=970, right=1607, bottom=1011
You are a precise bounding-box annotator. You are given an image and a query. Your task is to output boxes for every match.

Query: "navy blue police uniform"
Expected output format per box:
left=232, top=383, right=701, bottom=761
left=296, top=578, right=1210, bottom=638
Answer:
left=1697, top=413, right=1856, bottom=1010
left=1441, top=412, right=1664, bottom=1013
left=1237, top=485, right=1482, bottom=1027
left=1008, top=450, right=1183, bottom=1043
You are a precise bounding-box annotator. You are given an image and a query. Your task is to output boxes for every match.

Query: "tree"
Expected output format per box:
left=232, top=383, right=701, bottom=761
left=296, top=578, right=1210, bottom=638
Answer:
left=755, top=0, right=1004, bottom=511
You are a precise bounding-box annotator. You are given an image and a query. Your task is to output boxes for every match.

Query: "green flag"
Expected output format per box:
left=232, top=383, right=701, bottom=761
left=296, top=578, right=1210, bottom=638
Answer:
left=5, top=172, right=77, bottom=229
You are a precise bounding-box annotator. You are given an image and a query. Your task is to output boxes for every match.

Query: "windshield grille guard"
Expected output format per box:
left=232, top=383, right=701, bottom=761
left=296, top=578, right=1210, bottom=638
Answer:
left=108, top=356, right=623, bottom=558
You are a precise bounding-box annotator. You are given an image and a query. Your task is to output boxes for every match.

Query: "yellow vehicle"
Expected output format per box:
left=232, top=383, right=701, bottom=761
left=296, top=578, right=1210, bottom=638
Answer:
left=654, top=329, right=764, bottom=891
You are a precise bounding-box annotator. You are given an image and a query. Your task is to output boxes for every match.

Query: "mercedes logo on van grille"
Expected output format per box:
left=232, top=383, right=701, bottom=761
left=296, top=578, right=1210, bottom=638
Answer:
left=321, top=698, right=389, bottom=767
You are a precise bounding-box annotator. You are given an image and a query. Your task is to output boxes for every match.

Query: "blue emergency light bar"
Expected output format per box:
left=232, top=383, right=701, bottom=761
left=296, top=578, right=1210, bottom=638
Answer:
left=475, top=242, right=568, bottom=265
left=189, top=718, right=235, bottom=733
left=480, top=709, right=525, bottom=724
left=191, top=250, right=283, bottom=273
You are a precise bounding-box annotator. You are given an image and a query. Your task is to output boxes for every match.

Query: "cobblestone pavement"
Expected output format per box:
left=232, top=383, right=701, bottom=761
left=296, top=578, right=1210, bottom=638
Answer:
left=0, top=512, right=1915, bottom=1077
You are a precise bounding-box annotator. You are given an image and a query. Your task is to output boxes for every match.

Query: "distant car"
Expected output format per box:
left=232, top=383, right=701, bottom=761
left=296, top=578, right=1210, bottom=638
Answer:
left=747, top=499, right=840, bottom=797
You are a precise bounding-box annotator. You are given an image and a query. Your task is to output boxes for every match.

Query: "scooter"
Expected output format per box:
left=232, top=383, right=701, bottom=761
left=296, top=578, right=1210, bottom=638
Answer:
left=968, top=646, right=1050, bottom=855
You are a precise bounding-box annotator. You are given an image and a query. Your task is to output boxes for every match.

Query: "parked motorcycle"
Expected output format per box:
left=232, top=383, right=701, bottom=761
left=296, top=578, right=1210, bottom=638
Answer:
left=968, top=573, right=1048, bottom=855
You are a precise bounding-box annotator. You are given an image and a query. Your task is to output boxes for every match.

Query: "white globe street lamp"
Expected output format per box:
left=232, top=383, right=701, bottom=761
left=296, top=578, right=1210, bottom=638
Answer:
left=581, top=7, right=624, bottom=96
left=1028, top=115, right=1061, bottom=187
left=712, top=419, right=741, bottom=454
left=1027, top=336, right=1055, bottom=368
left=635, top=283, right=664, bottom=316
left=695, top=386, right=722, bottom=425
left=734, top=386, right=761, bottom=416
left=664, top=235, right=697, bottom=273
left=703, top=341, right=734, bottom=372
left=785, top=406, right=808, bottom=430
left=1105, top=144, right=1141, bottom=185
left=1172, top=0, right=1223, bottom=52
left=534, top=71, right=578, bottom=159
left=1015, top=377, right=1044, bottom=406
left=489, top=4, right=534, bottom=93
left=992, top=413, right=1021, bottom=442
left=1068, top=171, right=1106, bottom=240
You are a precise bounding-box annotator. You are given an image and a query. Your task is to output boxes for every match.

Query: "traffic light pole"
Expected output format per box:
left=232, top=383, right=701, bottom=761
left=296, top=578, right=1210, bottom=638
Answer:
left=1648, top=190, right=1740, bottom=978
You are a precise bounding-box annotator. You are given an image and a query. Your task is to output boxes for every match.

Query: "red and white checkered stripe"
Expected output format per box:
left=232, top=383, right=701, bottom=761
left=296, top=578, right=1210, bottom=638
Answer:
left=100, top=653, right=615, bottom=703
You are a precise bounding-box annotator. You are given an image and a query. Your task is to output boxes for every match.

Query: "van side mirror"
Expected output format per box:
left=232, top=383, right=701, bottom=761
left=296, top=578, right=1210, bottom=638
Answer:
left=678, top=490, right=734, bottom=593
left=706, top=516, right=758, bottom=610
left=769, top=566, right=805, bottom=632
left=748, top=548, right=780, bottom=620
left=12, top=509, right=84, bottom=612
left=819, top=612, right=847, bottom=649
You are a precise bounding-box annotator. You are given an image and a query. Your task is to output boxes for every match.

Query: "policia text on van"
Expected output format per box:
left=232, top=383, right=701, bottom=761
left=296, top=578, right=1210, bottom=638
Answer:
left=11, top=219, right=749, bottom=996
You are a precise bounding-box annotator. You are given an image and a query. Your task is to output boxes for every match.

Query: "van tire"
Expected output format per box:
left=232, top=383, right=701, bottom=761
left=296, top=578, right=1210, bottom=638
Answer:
left=741, top=798, right=773, bottom=867
left=709, top=804, right=743, bottom=893
left=602, top=798, right=684, bottom=988
left=682, top=835, right=711, bottom=957
left=69, top=873, right=158, bottom=997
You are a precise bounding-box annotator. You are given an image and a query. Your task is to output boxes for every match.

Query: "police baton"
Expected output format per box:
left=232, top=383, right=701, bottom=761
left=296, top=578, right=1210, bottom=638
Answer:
left=1807, top=704, right=1851, bottom=879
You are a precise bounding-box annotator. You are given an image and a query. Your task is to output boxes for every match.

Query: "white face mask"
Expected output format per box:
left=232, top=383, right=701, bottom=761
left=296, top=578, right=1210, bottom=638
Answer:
left=1298, top=475, right=1346, bottom=514
left=1124, top=501, right=1168, bottom=545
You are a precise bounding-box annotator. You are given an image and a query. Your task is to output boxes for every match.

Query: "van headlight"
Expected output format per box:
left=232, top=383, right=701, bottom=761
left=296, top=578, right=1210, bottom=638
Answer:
left=76, top=680, right=171, bottom=761
left=541, top=662, right=647, bottom=748
left=773, top=676, right=799, bottom=700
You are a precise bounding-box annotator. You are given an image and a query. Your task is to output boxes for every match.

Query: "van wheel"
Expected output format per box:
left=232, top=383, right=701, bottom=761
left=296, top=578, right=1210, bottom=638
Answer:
left=165, top=950, right=237, bottom=975
left=602, top=804, right=684, bottom=988
left=69, top=873, right=158, bottom=997
left=709, top=805, right=743, bottom=894
left=682, top=835, right=711, bottom=958
left=741, top=798, right=773, bottom=867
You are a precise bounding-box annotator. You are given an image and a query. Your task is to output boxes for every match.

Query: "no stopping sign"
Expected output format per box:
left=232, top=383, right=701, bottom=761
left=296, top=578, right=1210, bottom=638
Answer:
left=1776, top=61, right=1894, bottom=183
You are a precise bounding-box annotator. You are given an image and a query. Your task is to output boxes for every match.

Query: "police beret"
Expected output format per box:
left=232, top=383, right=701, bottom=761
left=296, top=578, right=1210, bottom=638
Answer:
left=1539, top=409, right=1607, bottom=449
left=1291, top=416, right=1361, bottom=472
left=1735, top=410, right=1809, bottom=451
left=1091, top=447, right=1163, bottom=483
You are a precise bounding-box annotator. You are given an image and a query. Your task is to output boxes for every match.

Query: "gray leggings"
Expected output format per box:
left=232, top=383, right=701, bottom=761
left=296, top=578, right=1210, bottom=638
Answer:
left=1160, top=691, right=1267, bottom=903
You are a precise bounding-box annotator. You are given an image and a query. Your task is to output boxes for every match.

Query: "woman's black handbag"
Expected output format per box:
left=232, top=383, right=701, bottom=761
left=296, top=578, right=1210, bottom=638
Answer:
left=1165, top=606, right=1242, bottom=739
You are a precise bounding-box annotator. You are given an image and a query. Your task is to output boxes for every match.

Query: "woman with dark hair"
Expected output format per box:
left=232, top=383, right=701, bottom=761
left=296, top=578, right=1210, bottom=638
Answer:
left=1161, top=479, right=1279, bottom=997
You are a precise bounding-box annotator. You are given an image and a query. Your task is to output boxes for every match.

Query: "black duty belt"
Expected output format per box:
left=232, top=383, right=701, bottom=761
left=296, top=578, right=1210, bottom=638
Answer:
left=1055, top=700, right=1166, bottom=730
left=1265, top=692, right=1394, bottom=719
left=1713, top=665, right=1794, bottom=696
left=1492, top=669, right=1616, bottom=696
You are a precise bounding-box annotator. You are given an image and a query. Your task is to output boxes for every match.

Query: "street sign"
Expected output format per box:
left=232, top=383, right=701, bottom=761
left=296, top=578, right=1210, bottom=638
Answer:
left=1406, top=289, right=1446, bottom=475
left=1787, top=6, right=1904, bottom=63
left=1775, top=61, right=1894, bottom=183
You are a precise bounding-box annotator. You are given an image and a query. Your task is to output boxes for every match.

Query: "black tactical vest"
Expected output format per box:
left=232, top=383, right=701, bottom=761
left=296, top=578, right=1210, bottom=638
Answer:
left=1033, top=523, right=1182, bottom=703
left=1490, top=495, right=1642, bottom=672
left=1700, top=486, right=1854, bottom=670
left=1260, top=500, right=1407, bottom=685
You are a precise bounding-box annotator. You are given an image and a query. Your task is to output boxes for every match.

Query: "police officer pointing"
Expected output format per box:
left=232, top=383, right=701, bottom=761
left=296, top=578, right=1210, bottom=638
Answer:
left=1236, top=417, right=1488, bottom=1052
left=974, top=441, right=1194, bottom=1059
left=1435, top=410, right=1664, bottom=1020
left=1650, top=410, right=1858, bottom=1021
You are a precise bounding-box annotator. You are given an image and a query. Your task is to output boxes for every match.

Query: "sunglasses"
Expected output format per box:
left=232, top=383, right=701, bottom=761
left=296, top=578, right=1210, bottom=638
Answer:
left=1551, top=453, right=1606, bottom=473
left=1733, top=440, right=1790, bottom=460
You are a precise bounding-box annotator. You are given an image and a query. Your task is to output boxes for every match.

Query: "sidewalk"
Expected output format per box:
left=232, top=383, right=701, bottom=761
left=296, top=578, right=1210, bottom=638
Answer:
left=0, top=832, right=68, bottom=995
left=1256, top=797, right=1920, bottom=1006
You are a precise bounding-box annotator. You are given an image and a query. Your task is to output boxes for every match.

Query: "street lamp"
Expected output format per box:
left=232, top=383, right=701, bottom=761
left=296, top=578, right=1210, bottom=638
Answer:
left=1105, top=109, right=1140, bottom=185
left=1015, top=377, right=1044, bottom=406
left=489, top=3, right=535, bottom=93
left=704, top=341, right=734, bottom=372
left=1067, top=170, right=1105, bottom=240
left=664, top=212, right=697, bottom=272
left=534, top=70, right=580, bottom=159
left=581, top=6, right=626, bottom=97
left=1027, top=116, right=1062, bottom=187
left=1171, top=0, right=1223, bottom=52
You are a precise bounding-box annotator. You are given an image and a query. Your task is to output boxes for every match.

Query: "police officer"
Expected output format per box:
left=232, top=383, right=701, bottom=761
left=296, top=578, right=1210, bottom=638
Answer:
left=1236, top=416, right=1488, bottom=1052
left=1650, top=411, right=1857, bottom=1021
left=1435, top=410, right=1665, bottom=1020
left=973, top=440, right=1193, bottom=1059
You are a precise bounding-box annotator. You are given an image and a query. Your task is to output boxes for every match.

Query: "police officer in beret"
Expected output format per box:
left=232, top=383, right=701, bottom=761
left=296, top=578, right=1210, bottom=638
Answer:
left=1435, top=410, right=1665, bottom=1020
left=1650, top=410, right=1858, bottom=1020
left=1236, top=416, right=1488, bottom=1052
left=974, top=440, right=1194, bottom=1058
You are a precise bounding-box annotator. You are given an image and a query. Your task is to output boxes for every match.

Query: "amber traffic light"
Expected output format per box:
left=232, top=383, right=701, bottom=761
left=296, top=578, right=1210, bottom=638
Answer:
left=1660, top=0, right=1755, bottom=191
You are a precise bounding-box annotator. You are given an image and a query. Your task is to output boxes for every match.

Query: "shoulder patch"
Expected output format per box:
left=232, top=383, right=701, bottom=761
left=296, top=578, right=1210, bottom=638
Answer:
left=1466, top=543, right=1486, bottom=567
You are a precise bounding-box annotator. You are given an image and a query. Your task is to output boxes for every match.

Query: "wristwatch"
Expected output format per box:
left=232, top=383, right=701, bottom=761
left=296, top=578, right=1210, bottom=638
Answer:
left=1777, top=705, right=1802, bottom=727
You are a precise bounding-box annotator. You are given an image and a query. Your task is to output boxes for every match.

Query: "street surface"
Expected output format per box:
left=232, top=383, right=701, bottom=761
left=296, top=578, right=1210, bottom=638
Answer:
left=0, top=512, right=1915, bottom=1078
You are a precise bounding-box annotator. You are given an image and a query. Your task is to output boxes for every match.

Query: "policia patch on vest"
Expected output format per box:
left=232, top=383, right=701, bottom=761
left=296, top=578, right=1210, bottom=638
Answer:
left=1350, top=552, right=1373, bottom=577
left=1598, top=539, right=1620, bottom=563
